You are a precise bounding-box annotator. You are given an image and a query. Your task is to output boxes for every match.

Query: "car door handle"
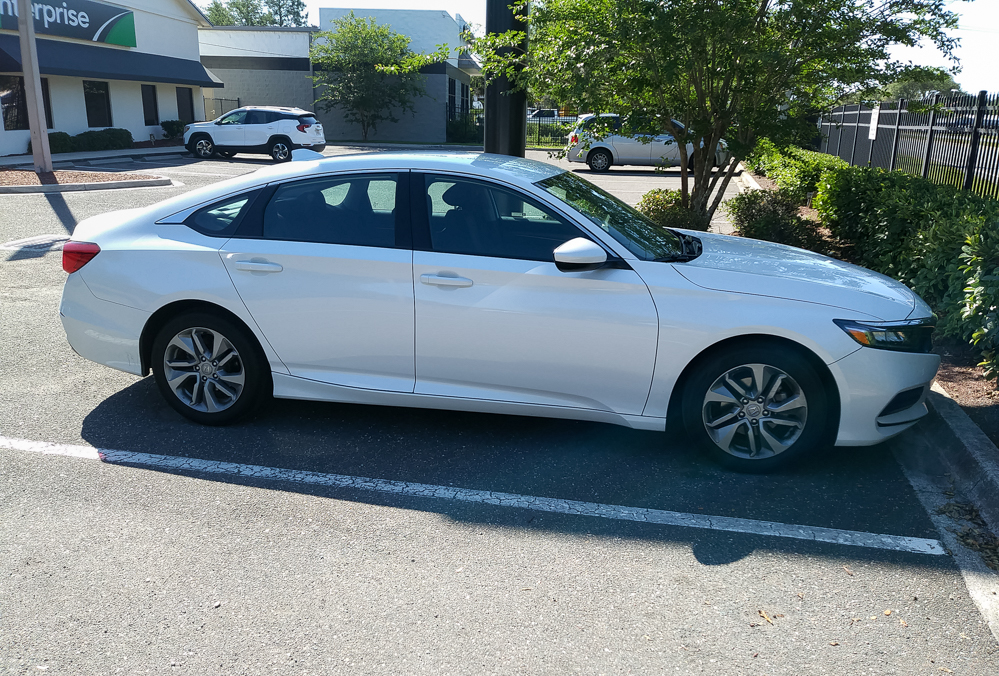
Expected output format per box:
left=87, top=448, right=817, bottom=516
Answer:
left=234, top=260, right=283, bottom=273
left=421, top=273, right=473, bottom=288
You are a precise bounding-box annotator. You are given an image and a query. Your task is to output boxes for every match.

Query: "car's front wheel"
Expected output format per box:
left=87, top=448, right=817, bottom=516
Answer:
left=269, top=140, right=291, bottom=162
left=681, top=344, right=829, bottom=471
left=587, top=148, right=612, bottom=172
left=191, top=135, right=216, bottom=159
left=151, top=313, right=268, bottom=425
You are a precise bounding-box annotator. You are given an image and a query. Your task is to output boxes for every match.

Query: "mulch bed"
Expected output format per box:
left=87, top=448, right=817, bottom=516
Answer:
left=0, top=169, right=158, bottom=186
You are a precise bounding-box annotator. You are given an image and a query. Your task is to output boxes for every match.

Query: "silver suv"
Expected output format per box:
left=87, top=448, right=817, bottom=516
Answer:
left=184, top=106, right=326, bottom=162
left=567, top=113, right=729, bottom=172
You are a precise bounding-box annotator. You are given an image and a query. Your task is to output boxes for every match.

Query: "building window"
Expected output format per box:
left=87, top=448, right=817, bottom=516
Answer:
left=461, top=82, right=469, bottom=115
left=83, top=80, right=112, bottom=127
left=141, top=84, right=159, bottom=126
left=0, top=76, right=53, bottom=131
left=448, top=77, right=456, bottom=120
left=176, top=87, right=194, bottom=124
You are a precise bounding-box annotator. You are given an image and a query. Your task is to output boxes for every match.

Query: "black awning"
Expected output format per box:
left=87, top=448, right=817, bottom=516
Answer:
left=0, top=35, right=222, bottom=88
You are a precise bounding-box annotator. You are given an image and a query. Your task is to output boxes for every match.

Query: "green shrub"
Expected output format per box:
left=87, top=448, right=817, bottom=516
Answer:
left=637, top=189, right=710, bottom=231
left=160, top=120, right=186, bottom=140
left=744, top=138, right=781, bottom=176
left=69, top=128, right=133, bottom=152
left=102, top=127, right=133, bottom=149
left=27, top=131, right=75, bottom=154
left=962, top=223, right=999, bottom=379
left=743, top=139, right=847, bottom=201
left=814, top=164, right=999, bottom=357
left=726, top=188, right=822, bottom=251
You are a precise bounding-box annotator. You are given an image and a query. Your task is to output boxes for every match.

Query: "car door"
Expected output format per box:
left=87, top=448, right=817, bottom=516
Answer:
left=612, top=116, right=653, bottom=165
left=651, top=121, right=694, bottom=166
left=411, top=174, right=660, bottom=414
left=242, top=110, right=274, bottom=148
left=213, top=109, right=246, bottom=148
left=221, top=172, right=415, bottom=392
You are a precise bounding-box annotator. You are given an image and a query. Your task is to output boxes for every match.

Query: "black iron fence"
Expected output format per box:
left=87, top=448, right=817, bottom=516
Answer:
left=818, top=91, right=999, bottom=199
left=204, top=97, right=241, bottom=121
left=444, top=106, right=580, bottom=148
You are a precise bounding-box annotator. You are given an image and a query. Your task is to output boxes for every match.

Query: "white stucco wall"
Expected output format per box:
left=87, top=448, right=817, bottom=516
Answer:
left=317, top=8, right=465, bottom=65
left=199, top=28, right=311, bottom=58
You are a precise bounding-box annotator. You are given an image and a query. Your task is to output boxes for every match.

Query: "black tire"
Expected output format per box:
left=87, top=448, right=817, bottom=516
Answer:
left=151, top=312, right=269, bottom=425
left=269, top=139, right=292, bottom=162
left=587, top=148, right=612, bottom=172
left=681, top=343, right=829, bottom=472
left=191, top=135, right=216, bottom=159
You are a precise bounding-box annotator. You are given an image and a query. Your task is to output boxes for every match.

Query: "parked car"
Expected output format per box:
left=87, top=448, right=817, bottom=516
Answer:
left=183, top=106, right=325, bottom=162
left=60, top=152, right=938, bottom=471
left=567, top=113, right=730, bottom=172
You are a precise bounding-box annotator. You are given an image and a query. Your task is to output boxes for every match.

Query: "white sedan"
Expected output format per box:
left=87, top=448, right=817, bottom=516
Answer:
left=59, top=152, right=939, bottom=471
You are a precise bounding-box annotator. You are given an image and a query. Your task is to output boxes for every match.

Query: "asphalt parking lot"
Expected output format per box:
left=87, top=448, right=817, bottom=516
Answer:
left=1, top=149, right=997, bottom=674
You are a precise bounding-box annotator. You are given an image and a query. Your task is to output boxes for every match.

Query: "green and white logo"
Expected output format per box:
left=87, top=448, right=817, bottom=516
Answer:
left=0, top=0, right=136, bottom=48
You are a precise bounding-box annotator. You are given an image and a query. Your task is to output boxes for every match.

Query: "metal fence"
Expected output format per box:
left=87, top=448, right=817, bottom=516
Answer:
left=818, top=91, right=999, bottom=199
left=444, top=106, right=580, bottom=148
left=203, top=97, right=241, bottom=121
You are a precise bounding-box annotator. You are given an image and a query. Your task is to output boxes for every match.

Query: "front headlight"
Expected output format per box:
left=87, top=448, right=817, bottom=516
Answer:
left=833, top=317, right=935, bottom=353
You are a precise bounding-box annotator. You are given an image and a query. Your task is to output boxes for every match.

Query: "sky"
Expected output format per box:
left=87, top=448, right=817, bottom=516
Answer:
left=208, top=1, right=997, bottom=93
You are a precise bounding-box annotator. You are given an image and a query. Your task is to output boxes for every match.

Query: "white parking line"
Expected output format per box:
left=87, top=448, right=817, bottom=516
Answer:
left=0, top=435, right=946, bottom=556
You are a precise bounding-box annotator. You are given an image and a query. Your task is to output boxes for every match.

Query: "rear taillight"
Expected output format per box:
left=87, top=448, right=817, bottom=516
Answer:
left=570, top=134, right=578, bottom=144
left=297, top=123, right=311, bottom=132
left=63, top=241, right=100, bottom=273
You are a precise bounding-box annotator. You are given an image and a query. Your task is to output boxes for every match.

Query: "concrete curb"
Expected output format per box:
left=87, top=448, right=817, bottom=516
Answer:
left=0, top=175, right=173, bottom=194
left=0, top=147, right=189, bottom=168
left=927, top=381, right=999, bottom=531
left=737, top=162, right=762, bottom=191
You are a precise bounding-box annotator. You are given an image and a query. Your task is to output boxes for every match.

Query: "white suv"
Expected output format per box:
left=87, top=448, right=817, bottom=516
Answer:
left=184, top=106, right=325, bottom=162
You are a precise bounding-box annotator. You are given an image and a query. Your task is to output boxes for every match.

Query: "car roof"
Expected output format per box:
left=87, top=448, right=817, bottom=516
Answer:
left=147, top=152, right=566, bottom=220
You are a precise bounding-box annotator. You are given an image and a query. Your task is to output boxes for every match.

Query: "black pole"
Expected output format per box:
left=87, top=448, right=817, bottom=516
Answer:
left=484, top=0, right=527, bottom=157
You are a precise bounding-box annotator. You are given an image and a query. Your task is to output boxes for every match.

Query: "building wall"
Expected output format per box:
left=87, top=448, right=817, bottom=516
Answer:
left=316, top=72, right=448, bottom=143
left=317, top=8, right=465, bottom=67
left=199, top=28, right=311, bottom=59
left=202, top=68, right=313, bottom=113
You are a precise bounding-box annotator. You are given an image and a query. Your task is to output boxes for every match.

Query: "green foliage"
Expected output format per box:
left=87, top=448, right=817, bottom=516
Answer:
left=310, top=12, right=428, bottom=141
left=446, top=114, right=483, bottom=144
left=638, top=189, right=710, bottom=232
left=745, top=140, right=847, bottom=200
left=886, top=67, right=965, bottom=100
left=265, top=0, right=306, bottom=27
left=204, top=0, right=236, bottom=26
left=461, top=0, right=961, bottom=220
left=28, top=128, right=132, bottom=154
left=160, top=120, right=186, bottom=140
left=814, top=165, right=999, bottom=373
left=726, top=189, right=822, bottom=250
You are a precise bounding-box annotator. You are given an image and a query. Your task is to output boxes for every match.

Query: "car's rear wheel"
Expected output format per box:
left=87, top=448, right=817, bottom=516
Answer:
left=192, top=135, right=216, bottom=159
left=681, top=344, right=829, bottom=472
left=587, top=148, right=612, bottom=172
left=269, top=140, right=291, bottom=162
left=151, top=313, right=268, bottom=425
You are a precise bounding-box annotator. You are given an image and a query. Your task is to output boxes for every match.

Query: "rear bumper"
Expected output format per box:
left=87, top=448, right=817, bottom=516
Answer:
left=60, top=273, right=149, bottom=377
left=831, top=347, right=940, bottom=446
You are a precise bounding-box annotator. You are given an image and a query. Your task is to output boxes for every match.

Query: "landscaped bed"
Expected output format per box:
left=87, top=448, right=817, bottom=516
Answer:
left=0, top=169, right=159, bottom=186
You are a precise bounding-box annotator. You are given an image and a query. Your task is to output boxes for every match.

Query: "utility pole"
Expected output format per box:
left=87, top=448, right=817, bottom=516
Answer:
left=483, top=0, right=527, bottom=157
left=17, top=0, right=53, bottom=173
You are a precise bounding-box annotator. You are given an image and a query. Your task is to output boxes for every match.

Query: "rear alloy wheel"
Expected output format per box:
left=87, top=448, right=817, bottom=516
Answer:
left=151, top=313, right=268, bottom=425
left=193, top=136, right=216, bottom=159
left=587, top=148, right=612, bottom=172
left=269, top=140, right=291, bottom=162
left=681, top=345, right=829, bottom=471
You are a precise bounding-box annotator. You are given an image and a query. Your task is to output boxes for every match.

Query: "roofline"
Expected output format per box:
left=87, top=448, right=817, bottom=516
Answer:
left=182, top=0, right=213, bottom=27
left=199, top=26, right=319, bottom=32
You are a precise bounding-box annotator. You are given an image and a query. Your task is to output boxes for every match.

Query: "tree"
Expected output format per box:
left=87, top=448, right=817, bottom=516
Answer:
left=205, top=0, right=273, bottom=26
left=311, top=13, right=428, bottom=141
left=205, top=0, right=236, bottom=26
left=887, top=67, right=966, bottom=100
left=265, top=0, right=307, bottom=27
left=466, top=0, right=964, bottom=219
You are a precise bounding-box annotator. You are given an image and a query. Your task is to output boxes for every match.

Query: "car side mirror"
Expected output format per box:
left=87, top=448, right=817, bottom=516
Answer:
left=553, top=237, right=608, bottom=272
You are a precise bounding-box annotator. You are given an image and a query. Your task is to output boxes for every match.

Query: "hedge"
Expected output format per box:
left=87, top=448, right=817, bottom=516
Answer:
left=813, top=165, right=999, bottom=374
left=27, top=128, right=134, bottom=155
left=726, top=188, right=822, bottom=251
left=637, top=188, right=710, bottom=231
left=746, top=139, right=848, bottom=201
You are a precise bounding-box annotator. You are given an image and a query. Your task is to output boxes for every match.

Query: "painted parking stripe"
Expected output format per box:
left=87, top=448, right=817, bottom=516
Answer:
left=0, top=435, right=946, bottom=556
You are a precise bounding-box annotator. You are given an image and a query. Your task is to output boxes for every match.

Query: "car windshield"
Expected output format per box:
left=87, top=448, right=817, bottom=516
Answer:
left=536, top=172, right=684, bottom=261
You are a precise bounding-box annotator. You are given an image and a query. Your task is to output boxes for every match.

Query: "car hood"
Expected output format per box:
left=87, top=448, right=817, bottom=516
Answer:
left=670, top=231, right=922, bottom=320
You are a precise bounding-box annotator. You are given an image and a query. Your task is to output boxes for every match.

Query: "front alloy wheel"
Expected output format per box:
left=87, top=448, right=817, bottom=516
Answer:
left=682, top=345, right=828, bottom=471
left=152, top=313, right=267, bottom=425
left=193, top=136, right=215, bottom=158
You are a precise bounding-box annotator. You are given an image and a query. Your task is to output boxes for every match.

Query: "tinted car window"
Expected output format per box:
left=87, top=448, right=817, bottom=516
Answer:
left=297, top=115, right=318, bottom=125
left=244, top=110, right=268, bottom=124
left=187, top=191, right=258, bottom=236
left=263, top=174, right=398, bottom=247
left=218, top=110, right=246, bottom=125
left=424, top=175, right=586, bottom=261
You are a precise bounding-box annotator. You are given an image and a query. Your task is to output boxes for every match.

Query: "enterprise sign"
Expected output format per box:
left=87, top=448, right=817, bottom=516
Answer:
left=0, top=0, right=136, bottom=48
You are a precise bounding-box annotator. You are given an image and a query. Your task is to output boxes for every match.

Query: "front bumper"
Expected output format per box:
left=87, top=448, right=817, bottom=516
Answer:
left=831, top=346, right=940, bottom=446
